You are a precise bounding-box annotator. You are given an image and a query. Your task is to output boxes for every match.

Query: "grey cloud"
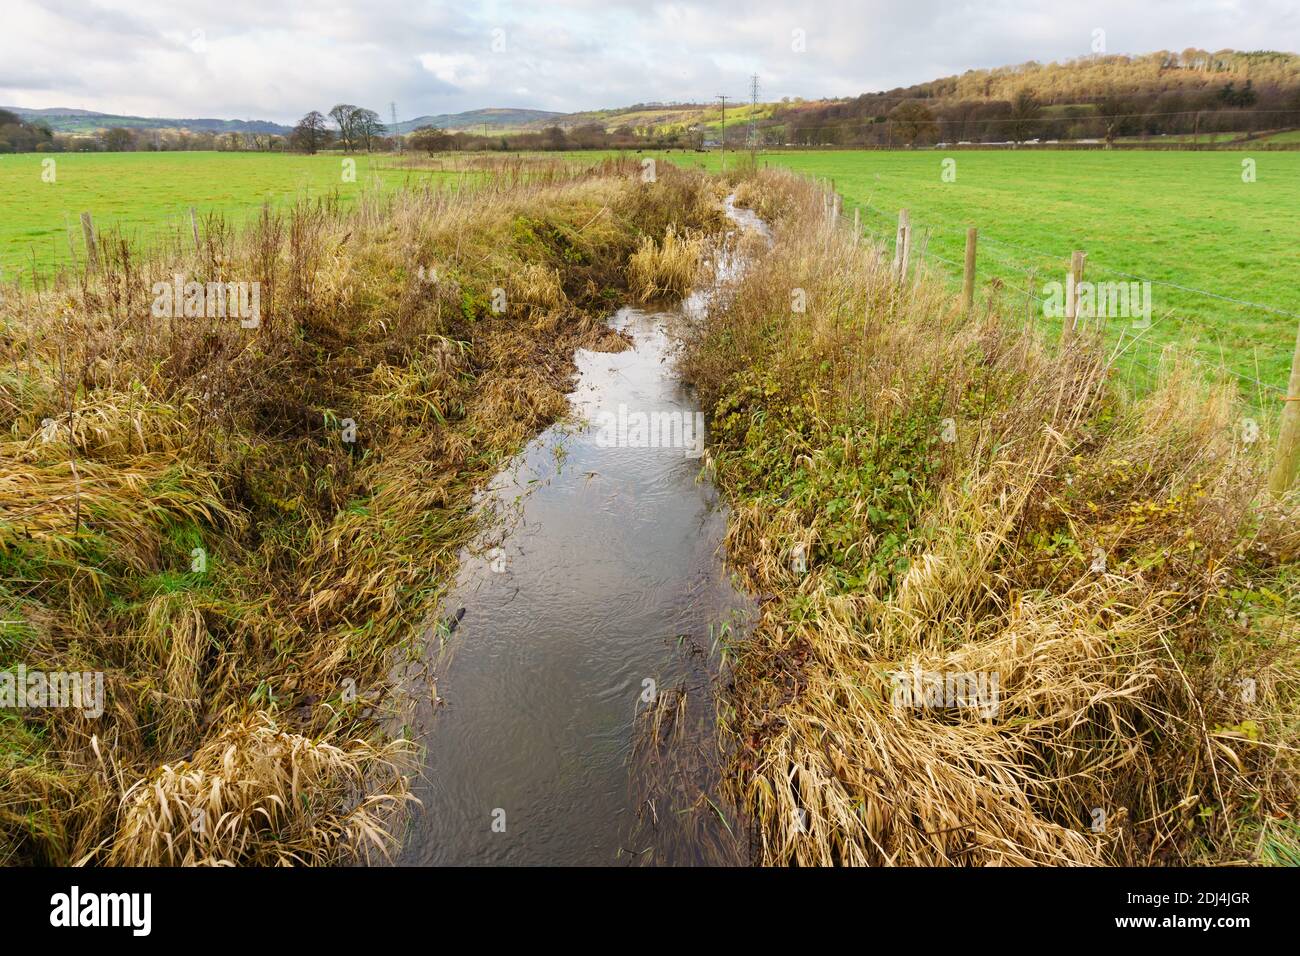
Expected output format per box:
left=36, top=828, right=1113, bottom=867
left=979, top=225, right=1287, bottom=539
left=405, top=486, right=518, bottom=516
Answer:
left=0, top=0, right=1296, bottom=122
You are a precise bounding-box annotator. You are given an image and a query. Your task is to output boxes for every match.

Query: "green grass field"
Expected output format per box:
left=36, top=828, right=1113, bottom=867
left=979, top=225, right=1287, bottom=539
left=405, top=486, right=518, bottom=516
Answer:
left=1116, top=132, right=1242, bottom=144
left=0, top=151, right=458, bottom=283
left=6, top=148, right=1298, bottom=395
left=675, top=149, right=1300, bottom=396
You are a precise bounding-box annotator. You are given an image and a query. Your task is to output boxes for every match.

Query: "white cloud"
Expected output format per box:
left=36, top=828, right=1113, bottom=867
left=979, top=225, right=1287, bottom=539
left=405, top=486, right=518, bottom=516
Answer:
left=419, top=53, right=491, bottom=89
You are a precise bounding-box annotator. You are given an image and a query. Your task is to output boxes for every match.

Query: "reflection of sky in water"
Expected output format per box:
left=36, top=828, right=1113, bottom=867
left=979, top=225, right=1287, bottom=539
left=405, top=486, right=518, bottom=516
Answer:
left=395, top=204, right=764, bottom=866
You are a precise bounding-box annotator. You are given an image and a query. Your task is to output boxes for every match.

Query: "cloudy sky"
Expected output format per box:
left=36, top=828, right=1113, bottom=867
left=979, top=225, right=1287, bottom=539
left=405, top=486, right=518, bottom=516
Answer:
left=3, top=0, right=1298, bottom=123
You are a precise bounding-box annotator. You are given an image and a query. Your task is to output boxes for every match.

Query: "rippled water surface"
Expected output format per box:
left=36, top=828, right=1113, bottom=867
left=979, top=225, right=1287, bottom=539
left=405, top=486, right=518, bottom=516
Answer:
left=397, top=199, right=767, bottom=866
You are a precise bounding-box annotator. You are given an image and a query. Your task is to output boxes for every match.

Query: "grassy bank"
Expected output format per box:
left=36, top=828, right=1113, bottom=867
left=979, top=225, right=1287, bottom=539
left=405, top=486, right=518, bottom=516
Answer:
left=685, top=168, right=1300, bottom=865
left=0, top=156, right=724, bottom=865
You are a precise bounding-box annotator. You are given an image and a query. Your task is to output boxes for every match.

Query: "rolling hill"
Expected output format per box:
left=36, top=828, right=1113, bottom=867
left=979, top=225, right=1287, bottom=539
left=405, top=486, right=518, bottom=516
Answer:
left=4, top=107, right=292, bottom=135
left=392, top=107, right=563, bottom=133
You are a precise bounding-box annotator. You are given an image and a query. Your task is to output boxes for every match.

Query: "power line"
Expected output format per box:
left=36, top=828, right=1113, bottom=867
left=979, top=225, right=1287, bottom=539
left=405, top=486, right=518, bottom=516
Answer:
left=716, top=94, right=729, bottom=169
left=748, top=74, right=760, bottom=152
left=760, top=107, right=1300, bottom=139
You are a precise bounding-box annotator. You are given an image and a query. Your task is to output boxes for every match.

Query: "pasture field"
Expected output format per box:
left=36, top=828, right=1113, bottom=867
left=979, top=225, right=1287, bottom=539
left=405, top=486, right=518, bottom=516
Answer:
left=674, top=149, right=1300, bottom=395
left=0, top=151, right=459, bottom=282
left=7, top=148, right=1299, bottom=393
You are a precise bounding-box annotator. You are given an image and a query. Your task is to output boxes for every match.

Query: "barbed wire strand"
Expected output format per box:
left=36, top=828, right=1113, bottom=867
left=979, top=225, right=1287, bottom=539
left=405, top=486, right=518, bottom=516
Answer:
left=836, top=204, right=1290, bottom=396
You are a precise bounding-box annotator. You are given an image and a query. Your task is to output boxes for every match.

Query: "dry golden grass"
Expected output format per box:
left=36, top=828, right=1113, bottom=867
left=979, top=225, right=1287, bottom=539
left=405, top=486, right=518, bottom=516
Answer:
left=685, top=168, right=1300, bottom=867
left=627, top=226, right=709, bottom=302
left=104, top=712, right=414, bottom=866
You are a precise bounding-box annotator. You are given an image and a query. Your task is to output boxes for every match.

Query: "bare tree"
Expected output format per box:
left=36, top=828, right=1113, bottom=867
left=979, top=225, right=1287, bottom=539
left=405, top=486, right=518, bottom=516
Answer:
left=291, top=111, right=329, bottom=154
left=351, top=108, right=384, bottom=152
left=100, top=127, right=135, bottom=151
left=329, top=104, right=359, bottom=152
left=409, top=125, right=452, bottom=154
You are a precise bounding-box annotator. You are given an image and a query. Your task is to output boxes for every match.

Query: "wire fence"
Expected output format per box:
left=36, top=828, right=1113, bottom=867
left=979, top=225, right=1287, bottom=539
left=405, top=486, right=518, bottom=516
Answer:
left=835, top=192, right=1294, bottom=408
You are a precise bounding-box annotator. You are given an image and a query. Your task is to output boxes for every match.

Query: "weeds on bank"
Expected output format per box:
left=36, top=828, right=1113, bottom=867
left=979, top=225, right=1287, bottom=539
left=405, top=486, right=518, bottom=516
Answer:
left=0, top=156, right=723, bottom=865
left=684, top=168, right=1300, bottom=866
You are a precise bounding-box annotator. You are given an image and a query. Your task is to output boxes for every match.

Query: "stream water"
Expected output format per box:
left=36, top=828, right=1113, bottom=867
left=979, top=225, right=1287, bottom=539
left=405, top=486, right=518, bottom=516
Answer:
left=396, top=198, right=768, bottom=866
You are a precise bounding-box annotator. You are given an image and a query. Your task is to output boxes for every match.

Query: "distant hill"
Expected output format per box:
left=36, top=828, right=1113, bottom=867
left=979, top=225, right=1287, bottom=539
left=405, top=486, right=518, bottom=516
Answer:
left=3, top=101, right=745, bottom=141
left=393, top=107, right=564, bottom=133
left=3, top=107, right=292, bottom=135
left=6, top=105, right=570, bottom=137
left=408, top=101, right=767, bottom=137
left=11, top=106, right=101, bottom=117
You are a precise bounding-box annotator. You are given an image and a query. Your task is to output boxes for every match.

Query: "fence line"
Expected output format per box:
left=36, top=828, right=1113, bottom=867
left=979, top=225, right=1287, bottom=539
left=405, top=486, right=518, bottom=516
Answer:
left=827, top=194, right=1289, bottom=409
left=826, top=187, right=1283, bottom=328
left=818, top=181, right=1300, bottom=488
left=835, top=196, right=1295, bottom=399
left=847, top=198, right=1300, bottom=324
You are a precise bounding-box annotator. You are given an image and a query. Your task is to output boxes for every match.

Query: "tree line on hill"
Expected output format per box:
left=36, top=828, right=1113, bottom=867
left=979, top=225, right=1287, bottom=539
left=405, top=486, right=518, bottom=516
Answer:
left=0, top=109, right=55, bottom=152
left=403, top=121, right=692, bottom=153
left=290, top=109, right=693, bottom=154
left=0, top=108, right=287, bottom=153
left=1, top=100, right=665, bottom=154
left=774, top=50, right=1300, bottom=146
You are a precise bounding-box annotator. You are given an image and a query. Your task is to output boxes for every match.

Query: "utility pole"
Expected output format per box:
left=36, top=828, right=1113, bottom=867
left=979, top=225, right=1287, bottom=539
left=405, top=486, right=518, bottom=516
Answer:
left=716, top=94, right=729, bottom=170
left=390, top=101, right=400, bottom=153
left=748, top=74, right=760, bottom=157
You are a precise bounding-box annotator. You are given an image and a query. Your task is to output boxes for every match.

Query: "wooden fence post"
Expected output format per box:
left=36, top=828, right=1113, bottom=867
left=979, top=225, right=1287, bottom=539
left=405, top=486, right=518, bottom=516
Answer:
left=1063, top=250, right=1086, bottom=344
left=1268, top=318, right=1300, bottom=494
left=80, top=212, right=98, bottom=272
left=892, top=208, right=909, bottom=280
left=189, top=207, right=201, bottom=253
left=853, top=206, right=860, bottom=246
left=961, top=227, right=977, bottom=315
left=896, top=211, right=913, bottom=284
left=899, top=221, right=913, bottom=284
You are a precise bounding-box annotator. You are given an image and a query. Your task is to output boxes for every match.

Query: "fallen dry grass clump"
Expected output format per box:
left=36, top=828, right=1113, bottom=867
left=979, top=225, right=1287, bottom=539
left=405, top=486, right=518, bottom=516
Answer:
left=0, top=156, right=723, bottom=865
left=106, top=712, right=412, bottom=866
left=683, top=167, right=1300, bottom=866
left=628, top=226, right=709, bottom=302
